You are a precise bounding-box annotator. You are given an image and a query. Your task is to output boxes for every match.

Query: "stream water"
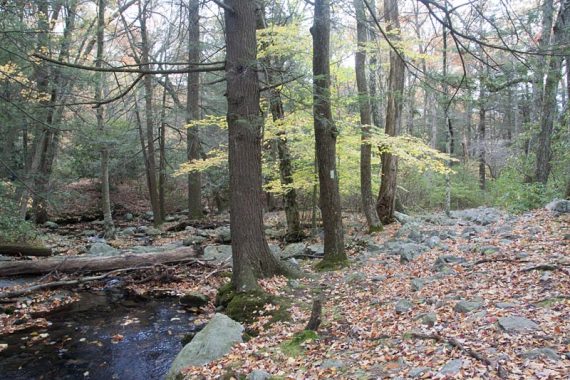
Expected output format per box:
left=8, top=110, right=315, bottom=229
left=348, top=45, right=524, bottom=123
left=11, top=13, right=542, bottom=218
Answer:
left=0, top=291, right=196, bottom=380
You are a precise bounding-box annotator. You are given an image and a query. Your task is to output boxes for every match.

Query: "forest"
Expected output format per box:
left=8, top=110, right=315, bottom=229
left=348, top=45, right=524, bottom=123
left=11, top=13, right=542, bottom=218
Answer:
left=0, top=0, right=569, bottom=379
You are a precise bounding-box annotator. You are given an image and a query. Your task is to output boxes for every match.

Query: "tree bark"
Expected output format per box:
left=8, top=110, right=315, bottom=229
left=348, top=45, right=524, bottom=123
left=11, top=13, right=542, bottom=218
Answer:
left=312, top=0, right=346, bottom=268
left=187, top=0, right=202, bottom=219
left=535, top=0, right=570, bottom=184
left=224, top=0, right=293, bottom=292
left=0, top=245, right=53, bottom=257
left=376, top=0, right=405, bottom=224
left=96, top=0, right=116, bottom=238
left=0, top=247, right=197, bottom=277
left=139, top=0, right=163, bottom=226
left=478, top=80, right=487, bottom=190
left=354, top=0, right=382, bottom=232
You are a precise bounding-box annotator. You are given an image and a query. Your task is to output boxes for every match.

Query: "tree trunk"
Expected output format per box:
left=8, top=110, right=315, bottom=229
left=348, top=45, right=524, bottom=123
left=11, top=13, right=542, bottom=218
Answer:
left=535, top=0, right=570, bottom=184
left=224, top=0, right=293, bottom=292
left=256, top=3, right=302, bottom=241
left=139, top=0, right=162, bottom=226
left=0, top=247, right=197, bottom=277
left=532, top=0, right=555, bottom=122
left=187, top=0, right=202, bottom=219
left=478, top=82, right=487, bottom=190
left=96, top=0, right=115, bottom=238
left=376, top=0, right=405, bottom=224
left=354, top=0, right=382, bottom=232
left=159, top=81, right=167, bottom=221
left=311, top=0, right=346, bottom=268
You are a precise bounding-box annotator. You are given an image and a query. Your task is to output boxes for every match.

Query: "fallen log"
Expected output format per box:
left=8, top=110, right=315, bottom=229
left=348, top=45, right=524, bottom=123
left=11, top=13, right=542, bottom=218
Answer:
left=0, top=247, right=198, bottom=277
left=0, top=245, right=53, bottom=257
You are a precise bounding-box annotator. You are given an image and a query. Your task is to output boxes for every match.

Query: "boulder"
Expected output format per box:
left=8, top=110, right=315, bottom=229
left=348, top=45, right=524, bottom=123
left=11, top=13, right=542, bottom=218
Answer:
left=498, top=316, right=539, bottom=333
left=321, top=359, right=345, bottom=369
left=179, top=292, right=209, bottom=308
left=521, top=348, right=559, bottom=361
left=306, top=244, right=324, bottom=256
left=143, top=211, right=154, bottom=221
left=166, top=313, right=243, bottom=380
left=124, top=213, right=134, bottom=221
left=432, top=255, right=467, bottom=272
left=282, top=243, right=306, bottom=258
left=44, top=221, right=59, bottom=230
left=411, top=278, right=425, bottom=292
left=452, top=207, right=503, bottom=225
left=545, top=199, right=570, bottom=213
left=409, top=367, right=430, bottom=378
left=395, top=299, right=413, bottom=313
left=439, top=359, right=463, bottom=375
left=419, top=312, right=437, bottom=327
left=246, top=370, right=271, bottom=380
left=83, top=230, right=98, bottom=237
left=146, top=227, right=162, bottom=236
left=394, top=211, right=415, bottom=225
left=214, top=226, right=231, bottom=243
left=88, top=242, right=119, bottom=257
left=203, top=245, right=232, bottom=265
left=454, top=300, right=483, bottom=313
left=183, top=235, right=208, bottom=246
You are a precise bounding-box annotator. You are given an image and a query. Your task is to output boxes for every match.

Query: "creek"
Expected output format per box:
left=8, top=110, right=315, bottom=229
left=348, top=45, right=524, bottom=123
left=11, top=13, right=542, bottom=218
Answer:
left=0, top=291, right=196, bottom=380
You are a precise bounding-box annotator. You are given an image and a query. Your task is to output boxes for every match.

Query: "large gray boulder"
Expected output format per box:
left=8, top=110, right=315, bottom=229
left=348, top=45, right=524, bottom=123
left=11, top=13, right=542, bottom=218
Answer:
left=214, top=226, right=232, bottom=243
left=88, top=242, right=119, bottom=257
left=203, top=245, right=232, bottom=266
left=166, top=313, right=243, bottom=380
left=545, top=199, right=570, bottom=213
left=498, top=316, right=539, bottom=333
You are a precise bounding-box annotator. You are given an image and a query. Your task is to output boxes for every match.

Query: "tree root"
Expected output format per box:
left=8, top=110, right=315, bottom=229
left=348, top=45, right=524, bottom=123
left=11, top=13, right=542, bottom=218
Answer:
left=411, top=332, right=507, bottom=378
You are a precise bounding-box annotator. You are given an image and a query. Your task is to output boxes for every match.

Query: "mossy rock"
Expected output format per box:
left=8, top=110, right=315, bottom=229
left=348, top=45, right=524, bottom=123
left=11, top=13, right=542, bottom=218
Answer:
left=315, top=258, right=349, bottom=272
left=226, top=291, right=291, bottom=324
left=280, top=330, right=318, bottom=357
left=215, top=282, right=236, bottom=308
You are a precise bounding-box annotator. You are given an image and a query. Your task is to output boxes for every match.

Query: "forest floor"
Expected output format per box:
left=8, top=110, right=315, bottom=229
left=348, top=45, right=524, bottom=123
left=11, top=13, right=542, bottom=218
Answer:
left=0, top=186, right=569, bottom=378
left=182, top=208, right=570, bottom=379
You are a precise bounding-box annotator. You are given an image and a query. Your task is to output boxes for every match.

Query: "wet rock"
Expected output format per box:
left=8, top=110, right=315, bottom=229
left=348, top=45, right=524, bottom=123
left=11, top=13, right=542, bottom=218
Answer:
left=521, top=348, right=559, bottom=361
left=395, top=299, right=413, bottom=313
left=166, top=313, right=243, bottom=380
left=454, top=300, right=483, bottom=313
left=247, top=370, right=271, bottom=380
left=203, top=245, right=232, bottom=266
left=498, top=316, right=539, bottom=333
left=439, top=359, right=463, bottom=375
left=179, top=292, right=209, bottom=308
left=88, top=242, right=119, bottom=257
left=545, top=199, right=570, bottom=213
